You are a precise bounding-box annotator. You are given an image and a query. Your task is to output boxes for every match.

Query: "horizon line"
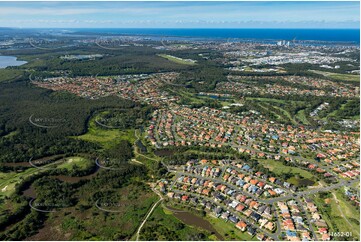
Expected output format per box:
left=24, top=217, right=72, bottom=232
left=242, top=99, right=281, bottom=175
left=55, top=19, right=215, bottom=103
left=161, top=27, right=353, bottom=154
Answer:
left=2, top=27, right=360, bottom=30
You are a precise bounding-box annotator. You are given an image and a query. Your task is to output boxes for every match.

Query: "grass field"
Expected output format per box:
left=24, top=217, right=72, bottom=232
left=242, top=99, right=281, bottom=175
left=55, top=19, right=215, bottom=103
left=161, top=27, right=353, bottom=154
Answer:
left=206, top=215, right=258, bottom=241
left=196, top=94, right=234, bottom=106
left=177, top=90, right=204, bottom=104
left=247, top=97, right=289, bottom=104
left=183, top=149, right=238, bottom=159
left=312, top=193, right=337, bottom=233
left=75, top=114, right=136, bottom=149
left=295, top=109, right=311, bottom=125
left=329, top=190, right=360, bottom=239
left=56, top=157, right=92, bottom=171
left=257, top=103, right=283, bottom=119
left=309, top=70, right=360, bottom=82
left=0, top=69, right=24, bottom=82
left=257, top=102, right=295, bottom=124
left=157, top=54, right=197, bottom=65
left=259, top=159, right=316, bottom=185
left=313, top=190, right=360, bottom=240
left=271, top=105, right=297, bottom=124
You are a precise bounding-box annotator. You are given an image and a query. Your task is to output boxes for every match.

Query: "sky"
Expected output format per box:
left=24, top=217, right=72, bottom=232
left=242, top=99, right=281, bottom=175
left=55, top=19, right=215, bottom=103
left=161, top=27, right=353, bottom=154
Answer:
left=0, top=1, right=359, bottom=29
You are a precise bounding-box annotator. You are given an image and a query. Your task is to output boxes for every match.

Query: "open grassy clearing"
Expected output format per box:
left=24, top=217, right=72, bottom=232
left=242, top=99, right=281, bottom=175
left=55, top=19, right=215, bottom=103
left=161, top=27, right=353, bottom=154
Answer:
left=259, top=159, right=314, bottom=179
left=177, top=90, right=205, bottom=104
left=0, top=69, right=24, bottom=82
left=173, top=89, right=229, bottom=106
left=247, top=97, right=288, bottom=104
left=329, top=190, right=360, bottom=238
left=309, top=70, right=360, bottom=82
left=196, top=94, right=234, bottom=105
left=258, top=159, right=316, bottom=186
left=157, top=54, right=197, bottom=66
left=312, top=194, right=337, bottom=233
left=257, top=103, right=283, bottom=120
left=183, top=149, right=238, bottom=159
left=295, top=109, right=311, bottom=125
left=56, top=157, right=92, bottom=171
left=132, top=129, right=164, bottom=171
left=169, top=88, right=235, bottom=108
left=206, top=215, right=258, bottom=241
left=271, top=105, right=297, bottom=124
left=257, top=102, right=294, bottom=124
left=313, top=190, right=360, bottom=240
left=259, top=103, right=293, bottom=123
left=351, top=181, right=360, bottom=190
left=74, top=114, right=136, bottom=150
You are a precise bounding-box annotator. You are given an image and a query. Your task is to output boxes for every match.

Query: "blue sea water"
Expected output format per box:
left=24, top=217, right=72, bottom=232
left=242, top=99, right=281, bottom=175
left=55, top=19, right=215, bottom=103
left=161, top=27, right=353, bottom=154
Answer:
left=74, top=28, right=360, bottom=43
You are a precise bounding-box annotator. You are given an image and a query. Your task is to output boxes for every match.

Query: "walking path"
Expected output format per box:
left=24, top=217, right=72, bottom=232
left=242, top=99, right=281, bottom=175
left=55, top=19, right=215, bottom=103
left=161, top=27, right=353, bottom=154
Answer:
left=331, top=192, right=359, bottom=237
left=135, top=187, right=164, bottom=241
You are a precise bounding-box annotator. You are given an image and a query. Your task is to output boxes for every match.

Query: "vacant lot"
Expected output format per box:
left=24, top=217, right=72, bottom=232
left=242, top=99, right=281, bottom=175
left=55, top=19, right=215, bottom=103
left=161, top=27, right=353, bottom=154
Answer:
left=313, top=190, right=360, bottom=241
left=259, top=159, right=316, bottom=186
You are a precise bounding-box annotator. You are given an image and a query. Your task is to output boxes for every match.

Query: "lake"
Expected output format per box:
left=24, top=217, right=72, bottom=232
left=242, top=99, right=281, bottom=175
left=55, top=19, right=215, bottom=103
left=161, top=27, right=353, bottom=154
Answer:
left=0, top=56, right=27, bottom=68
left=165, top=205, right=224, bottom=240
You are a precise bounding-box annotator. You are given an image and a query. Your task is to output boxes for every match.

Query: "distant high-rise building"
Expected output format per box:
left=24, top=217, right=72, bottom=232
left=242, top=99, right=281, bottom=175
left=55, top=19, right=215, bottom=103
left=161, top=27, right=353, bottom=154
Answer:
left=276, top=40, right=291, bottom=47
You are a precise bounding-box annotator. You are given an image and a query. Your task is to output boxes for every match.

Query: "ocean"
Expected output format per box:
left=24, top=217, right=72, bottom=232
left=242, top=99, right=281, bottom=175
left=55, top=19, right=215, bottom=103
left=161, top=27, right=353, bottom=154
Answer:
left=72, top=28, right=360, bottom=43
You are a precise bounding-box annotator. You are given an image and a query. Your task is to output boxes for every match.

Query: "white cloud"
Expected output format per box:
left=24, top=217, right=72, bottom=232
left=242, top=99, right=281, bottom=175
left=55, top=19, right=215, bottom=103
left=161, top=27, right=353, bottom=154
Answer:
left=0, top=6, right=164, bottom=16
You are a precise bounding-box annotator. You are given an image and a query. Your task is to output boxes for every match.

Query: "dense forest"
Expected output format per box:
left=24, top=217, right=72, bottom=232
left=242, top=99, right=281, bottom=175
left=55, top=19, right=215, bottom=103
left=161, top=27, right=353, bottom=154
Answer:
left=5, top=45, right=195, bottom=76
left=0, top=79, right=145, bottom=163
